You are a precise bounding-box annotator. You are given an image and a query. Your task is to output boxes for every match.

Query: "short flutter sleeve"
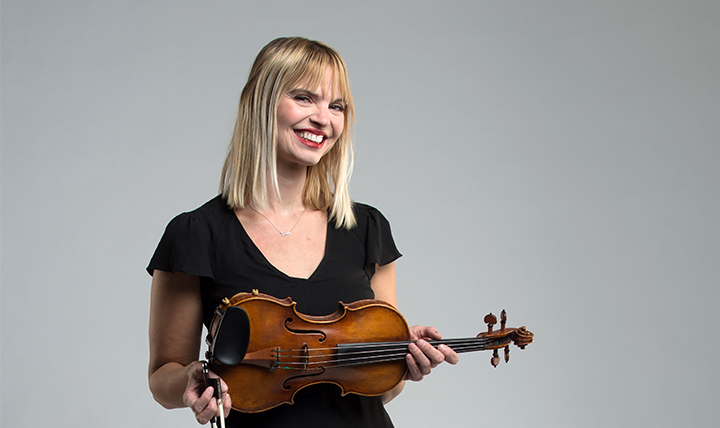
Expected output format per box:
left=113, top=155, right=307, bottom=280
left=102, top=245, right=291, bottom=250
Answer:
left=351, top=203, right=402, bottom=279
left=147, top=211, right=215, bottom=279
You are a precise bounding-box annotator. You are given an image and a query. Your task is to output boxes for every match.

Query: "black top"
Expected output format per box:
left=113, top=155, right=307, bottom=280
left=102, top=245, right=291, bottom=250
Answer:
left=147, top=195, right=402, bottom=427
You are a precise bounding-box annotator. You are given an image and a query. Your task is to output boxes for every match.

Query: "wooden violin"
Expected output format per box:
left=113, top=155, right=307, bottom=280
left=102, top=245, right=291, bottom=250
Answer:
left=206, top=291, right=533, bottom=413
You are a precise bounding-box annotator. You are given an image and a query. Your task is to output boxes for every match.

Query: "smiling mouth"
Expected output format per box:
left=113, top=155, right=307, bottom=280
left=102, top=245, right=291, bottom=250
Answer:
left=295, top=131, right=325, bottom=144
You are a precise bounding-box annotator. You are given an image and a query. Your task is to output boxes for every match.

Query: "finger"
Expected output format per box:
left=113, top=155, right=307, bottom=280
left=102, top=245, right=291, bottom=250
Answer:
left=196, top=398, right=219, bottom=425
left=405, top=352, right=424, bottom=381
left=197, top=390, right=228, bottom=424
left=438, top=344, right=460, bottom=365
left=409, top=341, right=434, bottom=375
left=195, top=386, right=214, bottom=412
left=416, top=339, right=446, bottom=369
left=410, top=325, right=441, bottom=341
left=222, top=391, right=232, bottom=415
left=424, top=326, right=442, bottom=340
left=190, top=386, right=216, bottom=424
left=182, top=380, right=209, bottom=408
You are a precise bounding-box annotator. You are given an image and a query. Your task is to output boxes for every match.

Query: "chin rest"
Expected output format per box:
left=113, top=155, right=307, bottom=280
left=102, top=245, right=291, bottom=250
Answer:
left=210, top=306, right=250, bottom=366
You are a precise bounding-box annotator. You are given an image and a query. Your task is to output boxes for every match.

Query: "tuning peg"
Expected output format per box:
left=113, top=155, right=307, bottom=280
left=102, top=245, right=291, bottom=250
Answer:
left=500, top=310, right=507, bottom=332
left=484, top=313, right=497, bottom=333
left=491, top=349, right=500, bottom=367
left=504, top=345, right=510, bottom=363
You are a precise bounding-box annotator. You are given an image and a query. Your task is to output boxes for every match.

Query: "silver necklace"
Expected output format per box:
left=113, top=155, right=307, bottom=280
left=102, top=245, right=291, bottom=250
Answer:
left=250, top=206, right=307, bottom=237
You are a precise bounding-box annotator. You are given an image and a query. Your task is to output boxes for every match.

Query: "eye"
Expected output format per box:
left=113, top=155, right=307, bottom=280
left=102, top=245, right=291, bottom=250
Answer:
left=330, top=103, right=346, bottom=113
left=293, top=94, right=312, bottom=103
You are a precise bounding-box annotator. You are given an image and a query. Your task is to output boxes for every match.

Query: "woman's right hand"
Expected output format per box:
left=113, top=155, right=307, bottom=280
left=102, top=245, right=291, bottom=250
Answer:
left=182, top=361, right=232, bottom=425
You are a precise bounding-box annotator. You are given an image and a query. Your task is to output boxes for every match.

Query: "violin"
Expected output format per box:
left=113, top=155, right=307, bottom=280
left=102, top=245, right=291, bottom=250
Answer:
left=206, top=291, right=533, bottom=413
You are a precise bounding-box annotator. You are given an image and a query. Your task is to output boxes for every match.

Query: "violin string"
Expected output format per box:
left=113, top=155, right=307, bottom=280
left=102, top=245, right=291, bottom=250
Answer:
left=274, top=344, right=491, bottom=370
left=274, top=337, right=489, bottom=355
left=274, top=338, right=489, bottom=360
left=275, top=352, right=409, bottom=369
left=271, top=338, right=491, bottom=369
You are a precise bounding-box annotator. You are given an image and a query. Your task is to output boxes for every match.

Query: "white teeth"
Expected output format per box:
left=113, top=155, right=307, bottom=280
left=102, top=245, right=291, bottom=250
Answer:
left=297, top=131, right=324, bottom=143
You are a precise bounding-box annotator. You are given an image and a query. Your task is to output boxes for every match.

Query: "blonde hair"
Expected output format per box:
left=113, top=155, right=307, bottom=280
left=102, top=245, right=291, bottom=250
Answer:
left=220, top=37, right=356, bottom=229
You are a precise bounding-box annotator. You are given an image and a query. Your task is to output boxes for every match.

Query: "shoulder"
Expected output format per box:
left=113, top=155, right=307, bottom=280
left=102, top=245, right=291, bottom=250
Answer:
left=179, top=195, right=231, bottom=220
left=170, top=195, right=233, bottom=226
left=348, top=201, right=396, bottom=240
left=162, top=195, right=236, bottom=243
left=352, top=202, right=391, bottom=224
left=148, top=196, right=234, bottom=277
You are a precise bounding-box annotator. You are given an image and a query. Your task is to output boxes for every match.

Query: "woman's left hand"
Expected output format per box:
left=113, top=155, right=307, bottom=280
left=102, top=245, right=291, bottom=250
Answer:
left=404, top=325, right=459, bottom=381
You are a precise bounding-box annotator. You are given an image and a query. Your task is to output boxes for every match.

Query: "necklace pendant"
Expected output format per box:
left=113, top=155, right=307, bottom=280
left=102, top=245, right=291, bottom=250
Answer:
left=250, top=206, right=306, bottom=238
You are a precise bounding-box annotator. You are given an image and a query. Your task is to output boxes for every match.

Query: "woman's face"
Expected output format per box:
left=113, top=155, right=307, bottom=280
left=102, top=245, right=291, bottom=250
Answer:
left=275, top=68, right=346, bottom=169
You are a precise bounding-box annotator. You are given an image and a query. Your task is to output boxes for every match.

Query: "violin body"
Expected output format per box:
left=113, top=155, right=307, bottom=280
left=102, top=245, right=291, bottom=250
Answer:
left=207, top=292, right=534, bottom=413
left=209, top=292, right=410, bottom=413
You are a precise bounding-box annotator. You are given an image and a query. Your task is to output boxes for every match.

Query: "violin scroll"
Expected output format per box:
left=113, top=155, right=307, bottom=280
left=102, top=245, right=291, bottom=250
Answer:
left=476, top=310, right=534, bottom=367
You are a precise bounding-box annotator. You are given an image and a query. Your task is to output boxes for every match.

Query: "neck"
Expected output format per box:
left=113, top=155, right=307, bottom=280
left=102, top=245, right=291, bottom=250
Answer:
left=262, top=163, right=307, bottom=214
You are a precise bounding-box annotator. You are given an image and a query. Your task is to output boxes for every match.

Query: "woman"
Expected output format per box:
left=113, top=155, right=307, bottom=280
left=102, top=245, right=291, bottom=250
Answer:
left=147, top=37, right=458, bottom=427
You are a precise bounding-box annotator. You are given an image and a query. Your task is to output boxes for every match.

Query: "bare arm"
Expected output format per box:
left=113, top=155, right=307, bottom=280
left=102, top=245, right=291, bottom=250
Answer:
left=370, top=262, right=459, bottom=405
left=148, top=270, right=231, bottom=423
left=369, top=263, right=405, bottom=403
left=370, top=261, right=398, bottom=308
left=148, top=270, right=204, bottom=407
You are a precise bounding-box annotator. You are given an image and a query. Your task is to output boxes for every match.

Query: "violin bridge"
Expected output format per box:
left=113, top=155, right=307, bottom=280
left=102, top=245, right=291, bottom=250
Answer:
left=302, top=343, right=309, bottom=371
left=270, top=346, right=280, bottom=371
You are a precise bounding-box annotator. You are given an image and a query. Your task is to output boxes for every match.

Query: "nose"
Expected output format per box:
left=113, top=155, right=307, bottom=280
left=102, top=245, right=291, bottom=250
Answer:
left=309, top=105, right=330, bottom=127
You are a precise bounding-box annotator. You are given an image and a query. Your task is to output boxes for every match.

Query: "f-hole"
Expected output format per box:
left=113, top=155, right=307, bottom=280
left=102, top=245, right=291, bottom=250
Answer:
left=282, top=366, right=326, bottom=390
left=284, top=318, right=327, bottom=342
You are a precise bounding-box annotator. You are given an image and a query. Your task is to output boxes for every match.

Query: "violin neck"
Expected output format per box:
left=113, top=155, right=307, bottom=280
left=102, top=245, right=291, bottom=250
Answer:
left=335, top=337, right=489, bottom=367
left=426, top=337, right=489, bottom=354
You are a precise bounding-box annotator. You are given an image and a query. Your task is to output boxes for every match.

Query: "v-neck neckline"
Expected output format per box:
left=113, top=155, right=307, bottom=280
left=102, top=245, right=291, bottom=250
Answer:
left=232, top=212, right=330, bottom=281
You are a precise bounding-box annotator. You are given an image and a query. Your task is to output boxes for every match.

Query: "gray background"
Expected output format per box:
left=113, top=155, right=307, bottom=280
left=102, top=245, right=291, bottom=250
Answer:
left=2, top=1, right=718, bottom=427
